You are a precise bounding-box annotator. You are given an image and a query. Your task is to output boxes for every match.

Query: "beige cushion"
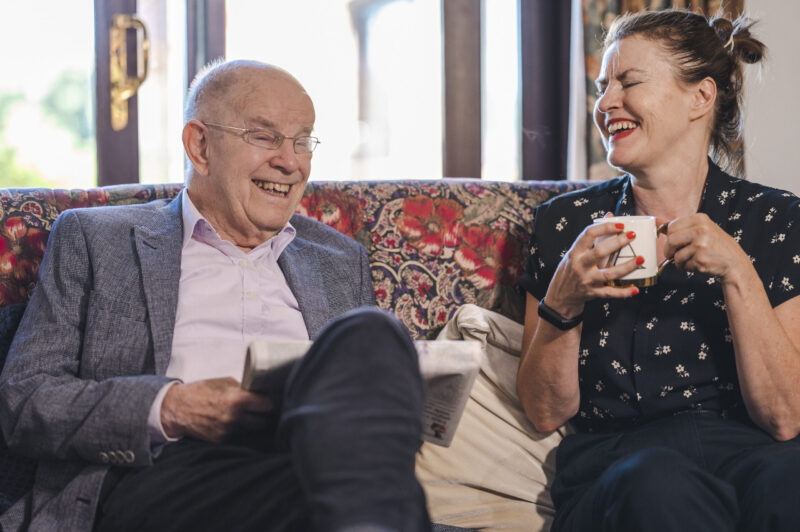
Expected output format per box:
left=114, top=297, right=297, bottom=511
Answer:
left=416, top=304, right=571, bottom=531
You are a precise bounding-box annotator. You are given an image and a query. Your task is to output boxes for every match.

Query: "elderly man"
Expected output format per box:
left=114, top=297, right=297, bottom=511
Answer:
left=0, top=60, right=430, bottom=531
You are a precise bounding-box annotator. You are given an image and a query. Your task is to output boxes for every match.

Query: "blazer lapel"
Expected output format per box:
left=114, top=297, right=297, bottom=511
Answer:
left=133, top=194, right=184, bottom=375
left=279, top=238, right=330, bottom=339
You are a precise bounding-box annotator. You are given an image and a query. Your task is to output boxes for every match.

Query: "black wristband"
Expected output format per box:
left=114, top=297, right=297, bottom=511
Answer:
left=537, top=299, right=583, bottom=330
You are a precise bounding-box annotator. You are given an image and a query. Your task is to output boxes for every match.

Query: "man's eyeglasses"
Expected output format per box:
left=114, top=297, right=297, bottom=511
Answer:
left=202, top=122, right=320, bottom=154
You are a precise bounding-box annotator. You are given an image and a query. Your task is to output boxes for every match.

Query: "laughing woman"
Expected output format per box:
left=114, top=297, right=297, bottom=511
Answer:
left=517, top=9, right=800, bottom=532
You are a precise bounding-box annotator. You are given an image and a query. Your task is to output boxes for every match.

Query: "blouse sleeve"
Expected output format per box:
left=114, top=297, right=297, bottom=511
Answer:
left=517, top=206, right=551, bottom=302
left=765, top=200, right=800, bottom=307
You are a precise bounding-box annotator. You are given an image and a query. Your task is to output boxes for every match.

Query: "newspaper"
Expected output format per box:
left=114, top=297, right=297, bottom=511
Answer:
left=242, top=339, right=480, bottom=447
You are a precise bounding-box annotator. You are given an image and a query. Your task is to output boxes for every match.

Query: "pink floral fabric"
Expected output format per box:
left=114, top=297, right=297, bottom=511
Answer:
left=1, top=179, right=583, bottom=339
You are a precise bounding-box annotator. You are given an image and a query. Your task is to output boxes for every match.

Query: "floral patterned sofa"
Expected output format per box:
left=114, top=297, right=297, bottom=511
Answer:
left=0, top=178, right=583, bottom=516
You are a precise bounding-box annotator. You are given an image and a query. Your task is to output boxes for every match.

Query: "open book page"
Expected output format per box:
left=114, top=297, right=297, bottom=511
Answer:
left=242, top=339, right=481, bottom=447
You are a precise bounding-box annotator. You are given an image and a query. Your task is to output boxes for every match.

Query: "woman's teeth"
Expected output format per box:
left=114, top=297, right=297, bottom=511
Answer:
left=608, top=121, right=638, bottom=135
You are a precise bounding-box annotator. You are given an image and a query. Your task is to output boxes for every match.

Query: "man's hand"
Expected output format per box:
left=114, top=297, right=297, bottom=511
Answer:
left=160, top=377, right=274, bottom=443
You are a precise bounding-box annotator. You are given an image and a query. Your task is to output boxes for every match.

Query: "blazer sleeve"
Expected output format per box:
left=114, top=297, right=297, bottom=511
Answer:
left=0, top=210, right=171, bottom=467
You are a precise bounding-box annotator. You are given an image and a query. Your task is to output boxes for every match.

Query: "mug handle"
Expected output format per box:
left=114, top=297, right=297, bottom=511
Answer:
left=656, top=222, right=673, bottom=275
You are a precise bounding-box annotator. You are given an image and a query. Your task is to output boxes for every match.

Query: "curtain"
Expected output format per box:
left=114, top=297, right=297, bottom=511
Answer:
left=581, top=0, right=744, bottom=180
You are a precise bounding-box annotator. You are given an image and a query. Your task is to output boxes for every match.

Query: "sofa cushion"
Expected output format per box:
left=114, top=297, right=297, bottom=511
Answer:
left=416, top=304, right=570, bottom=531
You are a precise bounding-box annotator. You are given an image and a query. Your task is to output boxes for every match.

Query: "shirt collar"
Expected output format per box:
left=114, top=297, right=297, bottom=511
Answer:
left=180, top=190, right=297, bottom=259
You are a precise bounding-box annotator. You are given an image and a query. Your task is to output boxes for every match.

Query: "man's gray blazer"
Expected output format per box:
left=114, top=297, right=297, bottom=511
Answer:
left=0, top=192, right=376, bottom=531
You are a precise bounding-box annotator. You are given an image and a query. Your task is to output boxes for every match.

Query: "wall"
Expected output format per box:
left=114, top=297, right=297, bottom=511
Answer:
left=743, top=0, right=800, bottom=195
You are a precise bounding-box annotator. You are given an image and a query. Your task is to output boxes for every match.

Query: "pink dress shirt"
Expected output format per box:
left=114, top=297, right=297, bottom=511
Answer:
left=147, top=191, right=309, bottom=445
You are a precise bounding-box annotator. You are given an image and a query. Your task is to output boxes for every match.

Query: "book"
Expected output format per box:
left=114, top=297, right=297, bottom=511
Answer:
left=242, top=339, right=481, bottom=447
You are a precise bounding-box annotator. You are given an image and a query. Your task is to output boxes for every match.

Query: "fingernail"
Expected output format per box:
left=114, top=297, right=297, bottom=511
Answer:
left=626, top=231, right=636, bottom=239
left=631, top=287, right=639, bottom=296
left=635, top=256, right=645, bottom=265
left=615, top=223, right=624, bottom=229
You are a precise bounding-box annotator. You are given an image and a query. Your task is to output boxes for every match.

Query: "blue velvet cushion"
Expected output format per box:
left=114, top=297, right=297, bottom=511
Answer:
left=0, top=303, right=36, bottom=514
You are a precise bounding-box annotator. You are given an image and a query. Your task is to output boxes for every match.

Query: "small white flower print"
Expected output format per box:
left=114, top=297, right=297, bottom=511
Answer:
left=747, top=192, right=764, bottom=202
left=573, top=198, right=588, bottom=207
left=770, top=233, right=786, bottom=244
left=646, top=317, right=658, bottom=330
left=611, top=360, right=627, bottom=375
left=654, top=345, right=672, bottom=356
left=713, top=299, right=727, bottom=311
left=793, top=255, right=800, bottom=264
left=634, top=364, right=642, bottom=373
left=636, top=392, right=643, bottom=401
left=698, top=343, right=709, bottom=361
left=663, top=289, right=678, bottom=302
left=724, top=328, right=732, bottom=343
left=680, top=293, right=696, bottom=305
left=594, top=380, right=605, bottom=392
left=676, top=364, right=690, bottom=378
left=659, top=385, right=674, bottom=398
left=782, top=277, right=795, bottom=291
left=728, top=212, right=741, bottom=221
left=598, top=330, right=609, bottom=347
left=680, top=321, right=696, bottom=332
left=765, top=207, right=777, bottom=222
left=590, top=210, right=606, bottom=220
left=555, top=217, right=568, bottom=231
left=733, top=229, right=743, bottom=243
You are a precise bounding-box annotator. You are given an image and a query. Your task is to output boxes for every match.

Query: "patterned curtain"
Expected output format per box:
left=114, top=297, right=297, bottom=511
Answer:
left=582, top=0, right=744, bottom=180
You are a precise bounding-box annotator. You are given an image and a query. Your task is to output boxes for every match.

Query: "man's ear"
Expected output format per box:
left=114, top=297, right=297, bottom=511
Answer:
left=182, top=120, right=211, bottom=176
left=689, top=77, right=717, bottom=121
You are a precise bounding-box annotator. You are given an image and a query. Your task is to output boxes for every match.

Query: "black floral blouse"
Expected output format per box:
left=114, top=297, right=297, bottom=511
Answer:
left=519, top=161, right=800, bottom=433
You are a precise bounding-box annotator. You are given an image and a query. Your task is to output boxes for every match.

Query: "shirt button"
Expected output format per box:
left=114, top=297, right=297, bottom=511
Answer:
left=124, top=450, right=135, bottom=463
left=239, top=259, right=248, bottom=267
left=246, top=291, right=258, bottom=298
left=99, top=451, right=109, bottom=464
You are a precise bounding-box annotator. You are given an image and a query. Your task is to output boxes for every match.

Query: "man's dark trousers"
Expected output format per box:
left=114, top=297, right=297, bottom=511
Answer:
left=96, top=307, right=430, bottom=532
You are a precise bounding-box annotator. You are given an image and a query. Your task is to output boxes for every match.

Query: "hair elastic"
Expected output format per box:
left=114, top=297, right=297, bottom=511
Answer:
left=724, top=33, right=735, bottom=53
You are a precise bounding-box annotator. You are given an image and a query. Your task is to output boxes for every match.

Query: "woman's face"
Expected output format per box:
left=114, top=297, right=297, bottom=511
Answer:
left=593, top=35, right=699, bottom=175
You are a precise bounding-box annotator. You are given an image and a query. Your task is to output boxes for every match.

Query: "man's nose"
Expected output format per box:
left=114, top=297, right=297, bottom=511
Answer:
left=269, top=140, right=300, bottom=173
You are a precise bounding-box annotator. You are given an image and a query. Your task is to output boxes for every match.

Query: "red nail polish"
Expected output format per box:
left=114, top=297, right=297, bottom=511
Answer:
left=626, top=231, right=636, bottom=239
left=635, top=256, right=645, bottom=265
left=631, top=287, right=639, bottom=295
left=615, top=223, right=624, bottom=229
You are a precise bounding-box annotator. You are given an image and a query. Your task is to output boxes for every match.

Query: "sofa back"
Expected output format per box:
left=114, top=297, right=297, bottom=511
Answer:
left=1, top=179, right=584, bottom=338
left=0, top=178, right=585, bottom=512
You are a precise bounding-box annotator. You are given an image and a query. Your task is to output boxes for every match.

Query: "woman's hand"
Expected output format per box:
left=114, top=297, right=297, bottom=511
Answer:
left=663, top=213, right=750, bottom=282
left=544, top=217, right=643, bottom=318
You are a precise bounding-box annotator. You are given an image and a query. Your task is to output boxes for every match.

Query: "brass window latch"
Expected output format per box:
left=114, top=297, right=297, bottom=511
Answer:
left=110, top=14, right=149, bottom=131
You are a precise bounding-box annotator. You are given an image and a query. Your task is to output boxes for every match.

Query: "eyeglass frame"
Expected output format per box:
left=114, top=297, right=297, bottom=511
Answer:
left=201, top=121, right=320, bottom=154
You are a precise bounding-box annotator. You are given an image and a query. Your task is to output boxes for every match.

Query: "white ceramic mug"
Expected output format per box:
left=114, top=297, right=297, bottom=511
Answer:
left=593, top=216, right=671, bottom=287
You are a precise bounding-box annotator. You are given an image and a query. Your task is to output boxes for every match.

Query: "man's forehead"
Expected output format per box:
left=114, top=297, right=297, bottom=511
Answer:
left=225, top=71, right=315, bottom=126
left=248, top=114, right=314, bottom=134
